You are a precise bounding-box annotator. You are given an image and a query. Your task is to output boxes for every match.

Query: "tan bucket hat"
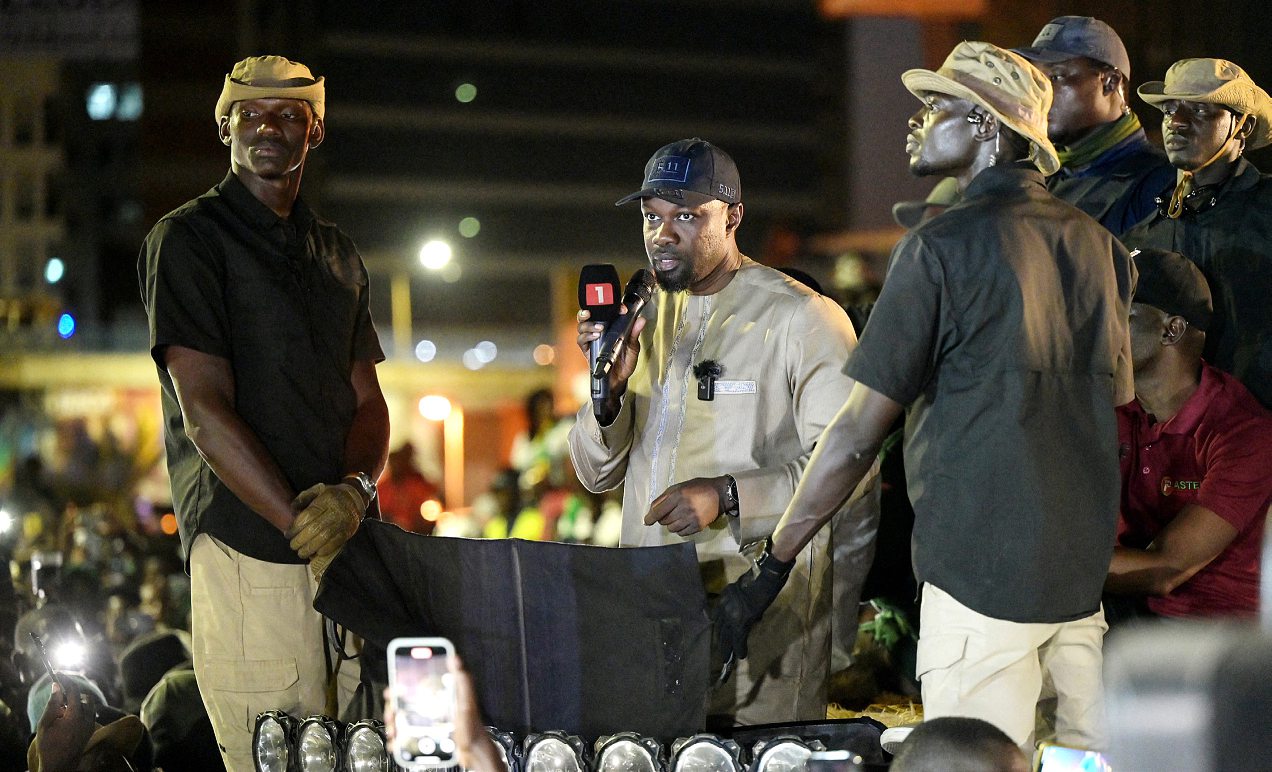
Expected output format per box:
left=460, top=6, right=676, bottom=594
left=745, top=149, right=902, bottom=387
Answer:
left=214, top=55, right=325, bottom=124
left=902, top=41, right=1060, bottom=175
left=1138, top=58, right=1272, bottom=149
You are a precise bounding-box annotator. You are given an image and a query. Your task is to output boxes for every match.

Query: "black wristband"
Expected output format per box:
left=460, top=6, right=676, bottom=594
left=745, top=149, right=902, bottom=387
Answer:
left=757, top=538, right=796, bottom=577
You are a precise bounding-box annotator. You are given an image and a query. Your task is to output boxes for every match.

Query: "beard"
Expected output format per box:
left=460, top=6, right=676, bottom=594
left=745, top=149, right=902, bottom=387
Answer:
left=650, top=251, right=695, bottom=293
left=654, top=265, right=693, bottom=292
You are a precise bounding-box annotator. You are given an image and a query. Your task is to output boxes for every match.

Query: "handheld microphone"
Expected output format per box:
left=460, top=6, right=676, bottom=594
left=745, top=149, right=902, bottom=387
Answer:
left=592, top=268, right=656, bottom=379
left=578, top=264, right=622, bottom=411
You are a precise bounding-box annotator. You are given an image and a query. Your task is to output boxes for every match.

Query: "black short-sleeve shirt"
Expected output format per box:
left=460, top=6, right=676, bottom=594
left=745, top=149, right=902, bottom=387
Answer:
left=846, top=164, right=1133, bottom=623
left=139, top=172, right=383, bottom=563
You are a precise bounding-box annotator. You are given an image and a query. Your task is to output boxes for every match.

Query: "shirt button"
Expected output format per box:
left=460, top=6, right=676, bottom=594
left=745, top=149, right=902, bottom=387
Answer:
left=1142, top=467, right=1151, bottom=474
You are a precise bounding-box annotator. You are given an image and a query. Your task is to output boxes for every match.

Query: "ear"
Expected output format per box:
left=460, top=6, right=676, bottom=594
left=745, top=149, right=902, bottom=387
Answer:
left=724, top=202, right=744, bottom=235
left=1100, top=69, right=1122, bottom=98
left=1161, top=315, right=1189, bottom=345
left=1234, top=114, right=1256, bottom=144
left=972, top=110, right=999, bottom=144
left=217, top=116, right=232, bottom=146
left=308, top=117, right=325, bottom=150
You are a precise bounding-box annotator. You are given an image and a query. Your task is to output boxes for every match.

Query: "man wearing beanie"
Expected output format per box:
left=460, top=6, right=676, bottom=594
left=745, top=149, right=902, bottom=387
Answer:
left=139, top=55, right=388, bottom=769
left=569, top=138, right=860, bottom=723
left=1123, top=58, right=1272, bottom=410
left=715, top=42, right=1132, bottom=751
left=1106, top=248, right=1272, bottom=622
left=1014, top=16, right=1174, bottom=235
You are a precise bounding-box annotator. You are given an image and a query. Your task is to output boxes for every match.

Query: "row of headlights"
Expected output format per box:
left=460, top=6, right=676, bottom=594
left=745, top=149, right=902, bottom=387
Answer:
left=254, top=712, right=858, bottom=772
left=254, top=712, right=393, bottom=772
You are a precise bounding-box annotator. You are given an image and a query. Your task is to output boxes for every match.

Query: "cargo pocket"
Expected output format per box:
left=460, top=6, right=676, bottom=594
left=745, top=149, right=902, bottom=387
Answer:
left=200, top=657, right=301, bottom=753
left=916, top=633, right=968, bottom=695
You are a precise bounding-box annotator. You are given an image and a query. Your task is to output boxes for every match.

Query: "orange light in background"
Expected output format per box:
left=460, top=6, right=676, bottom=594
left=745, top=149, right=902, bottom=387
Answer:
left=532, top=343, right=555, bottom=366
left=418, top=395, right=452, bottom=421
left=420, top=499, right=443, bottom=523
left=160, top=513, right=178, bottom=535
left=817, top=0, right=985, bottom=18
left=417, top=396, right=466, bottom=507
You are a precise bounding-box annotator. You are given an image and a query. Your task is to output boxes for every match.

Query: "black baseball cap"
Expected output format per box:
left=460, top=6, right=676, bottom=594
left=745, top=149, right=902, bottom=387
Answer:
left=1131, top=248, right=1213, bottom=331
left=615, top=138, right=741, bottom=207
left=1014, top=16, right=1131, bottom=77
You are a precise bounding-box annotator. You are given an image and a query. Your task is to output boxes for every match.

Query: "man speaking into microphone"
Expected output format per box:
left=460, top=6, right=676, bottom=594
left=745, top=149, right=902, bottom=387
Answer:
left=568, top=138, right=859, bottom=724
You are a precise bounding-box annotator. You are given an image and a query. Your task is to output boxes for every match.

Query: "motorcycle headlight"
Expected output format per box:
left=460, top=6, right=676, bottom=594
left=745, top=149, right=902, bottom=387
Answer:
left=669, top=734, right=742, bottom=772
left=253, top=710, right=296, bottom=772
left=748, top=737, right=822, bottom=772
left=296, top=715, right=341, bottom=772
left=523, top=730, right=588, bottom=772
left=595, top=731, right=664, bottom=772
left=342, top=718, right=389, bottom=772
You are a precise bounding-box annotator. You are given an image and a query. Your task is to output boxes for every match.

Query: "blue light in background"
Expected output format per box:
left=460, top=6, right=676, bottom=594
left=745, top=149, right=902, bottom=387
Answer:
left=57, top=313, right=76, bottom=339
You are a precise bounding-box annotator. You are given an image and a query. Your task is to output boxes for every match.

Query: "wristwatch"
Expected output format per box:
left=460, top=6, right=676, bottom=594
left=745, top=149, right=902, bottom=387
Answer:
left=721, top=475, right=740, bottom=519
left=343, top=472, right=377, bottom=509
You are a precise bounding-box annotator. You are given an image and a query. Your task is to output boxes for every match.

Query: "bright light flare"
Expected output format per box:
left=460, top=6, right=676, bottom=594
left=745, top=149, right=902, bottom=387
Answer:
left=418, top=395, right=452, bottom=421
left=52, top=640, right=87, bottom=669
left=418, top=240, right=453, bottom=270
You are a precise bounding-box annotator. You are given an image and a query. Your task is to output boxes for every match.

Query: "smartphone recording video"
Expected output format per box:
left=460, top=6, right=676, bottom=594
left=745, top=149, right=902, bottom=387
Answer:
left=1033, top=743, right=1112, bottom=772
left=387, top=637, right=457, bottom=770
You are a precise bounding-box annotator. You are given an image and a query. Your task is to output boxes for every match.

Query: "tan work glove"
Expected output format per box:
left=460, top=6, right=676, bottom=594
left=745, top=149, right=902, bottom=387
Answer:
left=307, top=551, right=337, bottom=582
left=287, top=482, right=366, bottom=562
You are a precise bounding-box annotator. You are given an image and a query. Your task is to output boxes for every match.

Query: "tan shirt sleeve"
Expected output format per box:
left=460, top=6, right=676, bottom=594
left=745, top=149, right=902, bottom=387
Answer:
left=728, top=293, right=858, bottom=546
left=567, top=391, right=637, bottom=493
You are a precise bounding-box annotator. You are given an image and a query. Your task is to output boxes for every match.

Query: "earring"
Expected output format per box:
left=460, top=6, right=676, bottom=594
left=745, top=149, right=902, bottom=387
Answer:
left=988, top=131, right=1000, bottom=166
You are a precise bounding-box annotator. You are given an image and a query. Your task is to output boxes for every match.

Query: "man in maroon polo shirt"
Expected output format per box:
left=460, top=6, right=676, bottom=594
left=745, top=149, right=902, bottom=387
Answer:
left=1106, top=248, right=1272, bottom=620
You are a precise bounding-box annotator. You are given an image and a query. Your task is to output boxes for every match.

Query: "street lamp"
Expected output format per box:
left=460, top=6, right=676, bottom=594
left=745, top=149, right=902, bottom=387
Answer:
left=418, top=239, right=452, bottom=270
left=391, top=239, right=456, bottom=358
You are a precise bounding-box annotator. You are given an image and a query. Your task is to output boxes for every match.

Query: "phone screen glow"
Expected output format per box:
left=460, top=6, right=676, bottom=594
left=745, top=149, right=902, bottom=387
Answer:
left=1037, top=745, right=1112, bottom=772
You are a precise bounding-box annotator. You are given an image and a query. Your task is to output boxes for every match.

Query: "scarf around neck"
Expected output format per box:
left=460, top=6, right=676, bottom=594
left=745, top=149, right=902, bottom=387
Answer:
left=1056, top=111, right=1142, bottom=170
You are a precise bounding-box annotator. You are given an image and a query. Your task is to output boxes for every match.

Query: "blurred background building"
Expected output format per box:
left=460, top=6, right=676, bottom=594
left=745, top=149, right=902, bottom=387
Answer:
left=3, top=0, right=1271, bottom=529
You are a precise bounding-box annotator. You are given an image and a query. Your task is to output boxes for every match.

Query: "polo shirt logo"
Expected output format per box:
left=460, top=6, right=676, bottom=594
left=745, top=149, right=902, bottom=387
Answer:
left=1160, top=477, right=1201, bottom=496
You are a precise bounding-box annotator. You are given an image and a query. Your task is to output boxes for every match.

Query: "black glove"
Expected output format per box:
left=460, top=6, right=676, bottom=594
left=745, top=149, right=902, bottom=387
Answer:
left=711, top=541, right=795, bottom=685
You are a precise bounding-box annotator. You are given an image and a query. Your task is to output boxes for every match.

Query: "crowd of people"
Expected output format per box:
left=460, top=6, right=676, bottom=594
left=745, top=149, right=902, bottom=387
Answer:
left=2, top=13, right=1270, bottom=771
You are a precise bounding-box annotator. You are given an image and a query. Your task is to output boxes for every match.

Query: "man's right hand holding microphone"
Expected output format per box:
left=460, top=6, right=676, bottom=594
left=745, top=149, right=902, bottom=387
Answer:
left=576, top=305, right=647, bottom=426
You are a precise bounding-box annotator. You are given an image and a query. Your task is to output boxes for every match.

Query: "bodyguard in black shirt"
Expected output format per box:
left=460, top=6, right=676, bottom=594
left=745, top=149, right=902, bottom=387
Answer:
left=715, top=42, right=1131, bottom=754
left=138, top=55, right=388, bottom=770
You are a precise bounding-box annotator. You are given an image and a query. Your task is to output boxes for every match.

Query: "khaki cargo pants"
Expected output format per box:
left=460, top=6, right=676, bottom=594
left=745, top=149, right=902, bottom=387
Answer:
left=917, top=583, right=1107, bottom=754
left=191, top=534, right=360, bottom=772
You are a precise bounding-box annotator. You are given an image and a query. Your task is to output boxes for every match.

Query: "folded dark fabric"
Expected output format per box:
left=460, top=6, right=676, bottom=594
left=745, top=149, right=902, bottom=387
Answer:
left=314, top=521, right=710, bottom=739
